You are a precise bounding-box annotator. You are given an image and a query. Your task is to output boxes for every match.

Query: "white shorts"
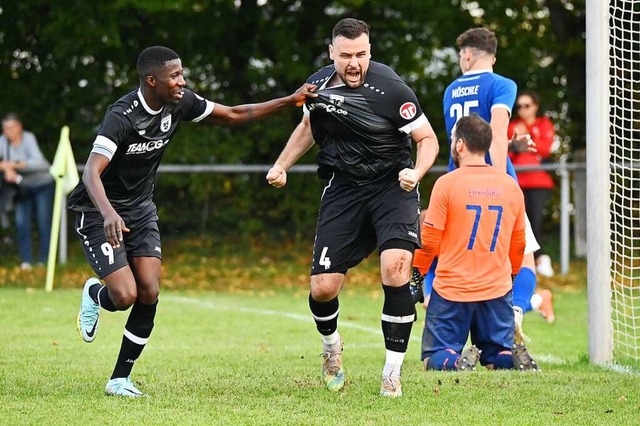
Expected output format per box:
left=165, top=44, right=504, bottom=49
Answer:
left=524, top=213, right=540, bottom=255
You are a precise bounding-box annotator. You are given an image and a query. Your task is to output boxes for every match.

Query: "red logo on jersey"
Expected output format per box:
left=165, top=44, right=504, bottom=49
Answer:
left=399, top=102, right=417, bottom=120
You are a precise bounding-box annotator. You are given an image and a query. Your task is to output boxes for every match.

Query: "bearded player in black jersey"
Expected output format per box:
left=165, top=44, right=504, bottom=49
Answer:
left=267, top=18, right=439, bottom=398
left=69, top=46, right=316, bottom=397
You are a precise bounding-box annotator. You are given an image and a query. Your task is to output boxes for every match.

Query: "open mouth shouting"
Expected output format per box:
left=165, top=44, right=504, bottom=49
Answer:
left=344, top=67, right=363, bottom=87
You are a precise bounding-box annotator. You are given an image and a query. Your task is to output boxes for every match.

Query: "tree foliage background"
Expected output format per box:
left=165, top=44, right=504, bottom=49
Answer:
left=0, top=0, right=585, bottom=239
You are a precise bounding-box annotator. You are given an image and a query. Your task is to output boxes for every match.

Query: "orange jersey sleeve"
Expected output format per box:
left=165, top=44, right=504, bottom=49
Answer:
left=509, top=228, right=526, bottom=276
left=413, top=226, right=443, bottom=275
left=424, top=165, right=526, bottom=302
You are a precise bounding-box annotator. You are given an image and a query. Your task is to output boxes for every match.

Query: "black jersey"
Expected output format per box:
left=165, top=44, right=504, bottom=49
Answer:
left=68, top=88, right=214, bottom=212
left=304, top=61, right=429, bottom=185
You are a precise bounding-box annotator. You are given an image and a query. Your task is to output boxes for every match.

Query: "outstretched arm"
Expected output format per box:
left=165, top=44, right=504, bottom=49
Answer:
left=489, top=108, right=510, bottom=173
left=203, top=83, right=317, bottom=126
left=266, top=114, right=315, bottom=188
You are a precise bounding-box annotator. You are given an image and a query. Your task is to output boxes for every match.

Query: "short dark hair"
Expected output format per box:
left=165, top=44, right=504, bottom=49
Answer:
left=518, top=90, right=540, bottom=106
left=456, top=28, right=497, bottom=55
left=1, top=113, right=21, bottom=124
left=332, top=18, right=370, bottom=41
left=454, top=114, right=492, bottom=154
left=136, top=46, right=180, bottom=79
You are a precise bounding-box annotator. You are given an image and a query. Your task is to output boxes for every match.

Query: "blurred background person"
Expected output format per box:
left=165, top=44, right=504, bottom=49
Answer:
left=508, top=91, right=556, bottom=278
left=0, top=113, right=55, bottom=270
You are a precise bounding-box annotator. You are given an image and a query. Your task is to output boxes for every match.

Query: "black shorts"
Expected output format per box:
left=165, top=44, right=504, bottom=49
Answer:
left=74, top=203, right=162, bottom=279
left=311, top=174, right=421, bottom=275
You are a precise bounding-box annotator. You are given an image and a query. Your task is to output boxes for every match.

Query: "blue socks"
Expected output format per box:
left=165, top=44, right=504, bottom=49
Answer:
left=425, top=349, right=459, bottom=371
left=512, top=267, right=536, bottom=313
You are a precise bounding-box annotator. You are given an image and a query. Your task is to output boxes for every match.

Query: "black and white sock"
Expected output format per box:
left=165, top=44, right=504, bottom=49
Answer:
left=309, top=294, right=339, bottom=337
left=381, top=283, right=414, bottom=377
left=88, top=284, right=118, bottom=312
left=111, top=300, right=158, bottom=379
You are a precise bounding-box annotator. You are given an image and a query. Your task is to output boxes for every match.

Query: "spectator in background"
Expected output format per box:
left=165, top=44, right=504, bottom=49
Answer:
left=508, top=91, right=556, bottom=278
left=0, top=175, right=14, bottom=244
left=0, top=113, right=55, bottom=270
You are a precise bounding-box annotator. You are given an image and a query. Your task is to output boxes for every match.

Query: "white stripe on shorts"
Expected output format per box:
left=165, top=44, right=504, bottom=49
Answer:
left=320, top=173, right=335, bottom=201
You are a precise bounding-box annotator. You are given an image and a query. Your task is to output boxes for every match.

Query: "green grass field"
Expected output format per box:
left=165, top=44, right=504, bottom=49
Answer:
left=0, top=238, right=638, bottom=425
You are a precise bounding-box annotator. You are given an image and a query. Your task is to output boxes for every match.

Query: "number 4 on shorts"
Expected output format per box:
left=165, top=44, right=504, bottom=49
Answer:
left=319, top=247, right=331, bottom=270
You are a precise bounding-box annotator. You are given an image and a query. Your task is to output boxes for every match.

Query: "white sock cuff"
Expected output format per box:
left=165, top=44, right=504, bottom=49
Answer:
left=530, top=293, right=543, bottom=311
left=322, top=331, right=340, bottom=346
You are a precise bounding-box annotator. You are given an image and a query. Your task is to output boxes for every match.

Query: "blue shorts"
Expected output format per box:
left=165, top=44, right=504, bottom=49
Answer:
left=421, top=289, right=514, bottom=365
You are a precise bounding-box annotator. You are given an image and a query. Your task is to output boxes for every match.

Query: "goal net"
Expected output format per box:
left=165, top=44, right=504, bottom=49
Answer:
left=588, top=0, right=640, bottom=367
left=610, top=0, right=640, bottom=366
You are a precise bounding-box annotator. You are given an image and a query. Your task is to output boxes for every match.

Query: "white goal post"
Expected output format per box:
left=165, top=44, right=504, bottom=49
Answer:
left=588, top=0, right=640, bottom=366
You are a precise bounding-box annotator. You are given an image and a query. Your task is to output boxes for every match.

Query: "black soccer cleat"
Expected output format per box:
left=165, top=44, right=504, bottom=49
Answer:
left=457, top=345, right=481, bottom=371
left=512, top=343, right=541, bottom=371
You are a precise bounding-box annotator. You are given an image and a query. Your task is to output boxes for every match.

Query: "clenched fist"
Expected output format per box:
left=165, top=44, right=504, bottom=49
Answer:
left=266, top=164, right=288, bottom=188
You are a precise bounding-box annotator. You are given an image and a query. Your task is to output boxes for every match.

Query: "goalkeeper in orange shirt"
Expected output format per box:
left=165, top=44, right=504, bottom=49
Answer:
left=417, top=114, right=538, bottom=371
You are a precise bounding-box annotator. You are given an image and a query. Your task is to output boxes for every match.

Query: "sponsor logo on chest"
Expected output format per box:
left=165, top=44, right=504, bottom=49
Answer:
left=308, top=102, right=348, bottom=116
left=126, top=139, right=169, bottom=155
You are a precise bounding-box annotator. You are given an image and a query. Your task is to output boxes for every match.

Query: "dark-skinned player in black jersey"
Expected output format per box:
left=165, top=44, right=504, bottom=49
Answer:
left=69, top=46, right=316, bottom=397
left=267, top=18, right=439, bottom=398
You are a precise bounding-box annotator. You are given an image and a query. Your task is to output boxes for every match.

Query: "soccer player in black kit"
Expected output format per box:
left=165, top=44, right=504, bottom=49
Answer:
left=267, top=18, right=439, bottom=397
left=69, top=46, right=316, bottom=397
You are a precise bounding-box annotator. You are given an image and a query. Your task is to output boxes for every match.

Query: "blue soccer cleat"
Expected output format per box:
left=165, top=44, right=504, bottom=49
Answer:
left=77, top=277, right=101, bottom=343
left=105, top=376, right=147, bottom=397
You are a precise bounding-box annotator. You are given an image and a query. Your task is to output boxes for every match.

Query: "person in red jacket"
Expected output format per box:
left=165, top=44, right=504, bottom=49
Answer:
left=508, top=91, right=556, bottom=278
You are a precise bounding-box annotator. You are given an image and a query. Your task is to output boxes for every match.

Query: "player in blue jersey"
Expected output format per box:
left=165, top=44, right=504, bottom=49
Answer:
left=70, top=46, right=317, bottom=397
left=412, top=28, right=553, bottom=361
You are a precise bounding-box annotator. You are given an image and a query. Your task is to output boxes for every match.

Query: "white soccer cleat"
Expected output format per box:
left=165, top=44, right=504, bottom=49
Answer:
left=321, top=340, right=345, bottom=392
left=105, top=376, right=147, bottom=397
left=77, top=277, right=101, bottom=343
left=380, top=376, right=403, bottom=398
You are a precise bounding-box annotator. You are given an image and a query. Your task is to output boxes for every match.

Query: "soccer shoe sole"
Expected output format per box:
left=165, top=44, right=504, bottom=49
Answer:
left=512, top=343, right=541, bottom=372
left=457, top=345, right=481, bottom=371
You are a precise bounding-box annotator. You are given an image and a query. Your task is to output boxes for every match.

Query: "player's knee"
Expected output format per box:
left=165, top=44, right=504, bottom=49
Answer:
left=425, top=349, right=459, bottom=371
left=137, top=285, right=160, bottom=304
left=109, top=286, right=137, bottom=309
left=310, top=274, right=343, bottom=301
left=493, top=350, right=514, bottom=369
left=380, top=239, right=415, bottom=284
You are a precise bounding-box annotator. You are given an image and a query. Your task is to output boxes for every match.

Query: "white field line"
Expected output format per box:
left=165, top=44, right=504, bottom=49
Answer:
left=165, top=295, right=387, bottom=336
left=165, top=294, right=637, bottom=373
